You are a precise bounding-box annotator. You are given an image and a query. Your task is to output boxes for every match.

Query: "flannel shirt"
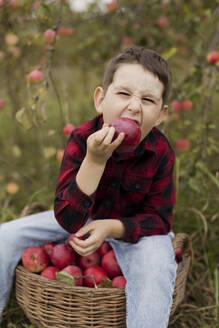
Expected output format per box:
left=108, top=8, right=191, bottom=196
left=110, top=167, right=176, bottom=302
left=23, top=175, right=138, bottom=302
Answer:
left=54, top=114, right=176, bottom=243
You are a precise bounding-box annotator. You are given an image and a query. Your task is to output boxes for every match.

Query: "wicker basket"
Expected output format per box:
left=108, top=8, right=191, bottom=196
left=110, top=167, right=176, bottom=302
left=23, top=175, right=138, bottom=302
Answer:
left=15, top=204, right=192, bottom=328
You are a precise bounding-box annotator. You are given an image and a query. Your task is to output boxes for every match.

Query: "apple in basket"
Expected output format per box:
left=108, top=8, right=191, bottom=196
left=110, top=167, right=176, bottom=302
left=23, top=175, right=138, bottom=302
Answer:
left=77, top=251, right=100, bottom=270
left=112, top=276, right=126, bottom=288
left=97, top=241, right=112, bottom=256
left=40, top=266, right=60, bottom=280
left=101, top=249, right=122, bottom=278
left=60, top=265, right=83, bottom=286
left=41, top=242, right=55, bottom=257
left=22, top=246, right=50, bottom=273
left=50, top=243, right=76, bottom=269
left=83, top=266, right=108, bottom=287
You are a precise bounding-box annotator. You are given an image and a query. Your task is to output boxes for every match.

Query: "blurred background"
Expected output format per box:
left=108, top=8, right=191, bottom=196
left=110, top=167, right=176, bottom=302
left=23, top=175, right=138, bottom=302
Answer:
left=0, top=0, right=219, bottom=327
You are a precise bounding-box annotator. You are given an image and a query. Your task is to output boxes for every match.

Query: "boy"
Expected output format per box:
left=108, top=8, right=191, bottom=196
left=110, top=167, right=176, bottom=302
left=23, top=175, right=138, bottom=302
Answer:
left=0, top=46, right=178, bottom=327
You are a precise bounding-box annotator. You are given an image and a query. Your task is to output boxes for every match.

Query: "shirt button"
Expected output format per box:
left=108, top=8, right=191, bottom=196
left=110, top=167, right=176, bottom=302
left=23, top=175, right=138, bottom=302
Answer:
left=135, top=183, right=141, bottom=190
left=111, top=181, right=118, bottom=188
left=83, top=200, right=91, bottom=208
left=104, top=199, right=113, bottom=208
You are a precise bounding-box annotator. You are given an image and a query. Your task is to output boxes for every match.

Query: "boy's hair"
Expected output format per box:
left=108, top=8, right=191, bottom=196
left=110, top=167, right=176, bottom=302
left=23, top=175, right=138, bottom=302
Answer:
left=102, top=46, right=172, bottom=104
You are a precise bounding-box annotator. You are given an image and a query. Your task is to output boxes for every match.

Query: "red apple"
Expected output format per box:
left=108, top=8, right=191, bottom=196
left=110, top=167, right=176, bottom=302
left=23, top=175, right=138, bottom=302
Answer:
left=156, top=16, right=169, bottom=28
left=58, top=26, right=74, bottom=36
left=207, top=51, right=219, bottom=65
left=33, top=1, right=40, bottom=10
left=121, top=36, right=132, bottom=47
left=50, top=244, right=76, bottom=269
left=175, top=247, right=182, bottom=263
left=112, top=275, right=126, bottom=288
left=182, top=99, right=192, bottom=110
left=56, top=149, right=64, bottom=163
left=97, top=241, right=112, bottom=257
left=66, top=233, right=86, bottom=245
left=40, top=266, right=60, bottom=280
left=63, top=123, right=75, bottom=136
left=78, top=251, right=100, bottom=270
left=28, top=69, right=44, bottom=83
left=0, top=99, right=5, bottom=110
left=42, top=242, right=55, bottom=257
left=170, top=100, right=182, bottom=113
left=61, top=265, right=83, bottom=286
left=101, top=250, right=122, bottom=278
left=44, top=29, right=56, bottom=43
left=8, top=0, right=19, bottom=7
left=106, top=1, right=118, bottom=12
left=22, top=246, right=50, bottom=273
left=83, top=266, right=108, bottom=287
left=109, top=117, right=141, bottom=154
left=5, top=33, right=18, bottom=46
left=176, top=138, right=190, bottom=151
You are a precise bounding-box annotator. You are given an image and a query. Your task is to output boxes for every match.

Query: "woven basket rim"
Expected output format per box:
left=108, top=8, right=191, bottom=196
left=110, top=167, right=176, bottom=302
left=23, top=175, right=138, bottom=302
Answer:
left=16, top=265, right=125, bottom=292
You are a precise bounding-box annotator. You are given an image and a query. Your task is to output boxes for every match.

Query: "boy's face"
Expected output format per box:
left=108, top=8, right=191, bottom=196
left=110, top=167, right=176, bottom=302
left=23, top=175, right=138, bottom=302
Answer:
left=94, top=63, right=168, bottom=141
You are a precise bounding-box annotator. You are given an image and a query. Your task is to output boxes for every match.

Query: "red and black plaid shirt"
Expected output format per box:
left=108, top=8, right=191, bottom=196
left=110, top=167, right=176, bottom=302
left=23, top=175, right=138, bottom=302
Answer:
left=54, top=114, right=176, bottom=243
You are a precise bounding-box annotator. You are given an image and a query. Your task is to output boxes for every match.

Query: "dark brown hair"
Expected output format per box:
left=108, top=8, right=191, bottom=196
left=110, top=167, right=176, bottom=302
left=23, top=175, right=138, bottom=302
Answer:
left=102, top=46, right=172, bottom=104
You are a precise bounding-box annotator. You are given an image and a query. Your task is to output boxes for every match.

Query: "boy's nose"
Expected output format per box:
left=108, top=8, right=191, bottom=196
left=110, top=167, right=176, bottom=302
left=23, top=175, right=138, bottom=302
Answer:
left=128, top=96, right=141, bottom=113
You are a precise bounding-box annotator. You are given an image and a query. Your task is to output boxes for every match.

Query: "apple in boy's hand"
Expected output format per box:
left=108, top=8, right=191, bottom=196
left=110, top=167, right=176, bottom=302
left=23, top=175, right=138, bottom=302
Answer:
left=22, top=246, right=50, bottom=273
left=66, top=233, right=85, bottom=245
left=109, top=117, right=141, bottom=153
left=40, top=266, right=60, bottom=280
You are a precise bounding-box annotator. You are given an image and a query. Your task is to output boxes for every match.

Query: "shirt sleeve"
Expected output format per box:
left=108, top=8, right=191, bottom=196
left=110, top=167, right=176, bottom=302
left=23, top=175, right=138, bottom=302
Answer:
left=54, top=130, right=95, bottom=233
left=119, top=149, right=176, bottom=243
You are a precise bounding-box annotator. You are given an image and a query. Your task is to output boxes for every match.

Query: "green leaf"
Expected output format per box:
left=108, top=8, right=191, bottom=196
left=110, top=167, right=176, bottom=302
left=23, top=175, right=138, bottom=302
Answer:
left=16, top=107, right=33, bottom=130
left=43, top=147, right=56, bottom=159
left=56, top=272, right=75, bottom=286
left=161, top=47, right=177, bottom=61
left=97, top=277, right=113, bottom=288
left=196, top=162, right=219, bottom=189
left=188, top=177, right=200, bottom=193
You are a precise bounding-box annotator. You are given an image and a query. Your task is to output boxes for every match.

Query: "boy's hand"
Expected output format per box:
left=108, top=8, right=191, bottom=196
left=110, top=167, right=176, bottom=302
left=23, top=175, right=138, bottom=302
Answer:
left=86, top=124, right=124, bottom=165
left=69, top=219, right=124, bottom=257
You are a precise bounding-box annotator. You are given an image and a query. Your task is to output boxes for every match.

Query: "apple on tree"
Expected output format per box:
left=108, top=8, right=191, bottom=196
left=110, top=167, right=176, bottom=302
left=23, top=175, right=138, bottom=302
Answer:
left=0, top=99, right=5, bottom=110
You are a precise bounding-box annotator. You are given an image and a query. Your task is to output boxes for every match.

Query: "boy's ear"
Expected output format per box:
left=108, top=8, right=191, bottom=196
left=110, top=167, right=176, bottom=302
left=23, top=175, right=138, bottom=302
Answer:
left=154, top=105, right=168, bottom=126
left=94, top=86, right=104, bottom=114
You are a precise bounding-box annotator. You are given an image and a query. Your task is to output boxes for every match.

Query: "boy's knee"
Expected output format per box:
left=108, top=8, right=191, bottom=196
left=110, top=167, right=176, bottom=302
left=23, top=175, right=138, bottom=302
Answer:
left=137, top=236, right=175, bottom=271
left=0, top=220, right=23, bottom=248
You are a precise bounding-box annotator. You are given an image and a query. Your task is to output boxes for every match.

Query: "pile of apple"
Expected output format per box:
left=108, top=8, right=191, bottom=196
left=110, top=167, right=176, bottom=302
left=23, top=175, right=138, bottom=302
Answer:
left=21, top=233, right=126, bottom=289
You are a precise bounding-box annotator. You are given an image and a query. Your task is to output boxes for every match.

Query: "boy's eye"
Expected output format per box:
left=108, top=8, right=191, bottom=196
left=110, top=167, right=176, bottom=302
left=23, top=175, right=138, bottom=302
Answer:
left=143, top=98, right=154, bottom=103
left=118, top=92, right=130, bottom=96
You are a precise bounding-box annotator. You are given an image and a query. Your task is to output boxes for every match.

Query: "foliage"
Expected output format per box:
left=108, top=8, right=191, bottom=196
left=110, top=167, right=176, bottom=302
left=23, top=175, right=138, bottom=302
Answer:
left=0, top=0, right=219, bottom=327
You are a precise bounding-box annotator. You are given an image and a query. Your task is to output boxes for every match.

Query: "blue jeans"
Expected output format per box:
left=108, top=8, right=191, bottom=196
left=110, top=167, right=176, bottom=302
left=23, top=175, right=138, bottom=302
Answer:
left=0, top=210, right=177, bottom=328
